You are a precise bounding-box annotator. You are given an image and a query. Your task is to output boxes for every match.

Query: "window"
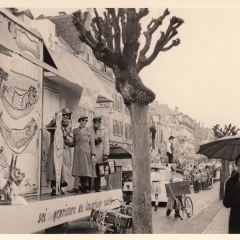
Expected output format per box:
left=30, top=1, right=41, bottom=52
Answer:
left=112, top=93, right=116, bottom=110
left=113, top=119, right=117, bottom=136
left=92, top=52, right=96, bottom=66
left=125, top=105, right=130, bottom=115
left=125, top=123, right=132, bottom=139
left=129, top=124, right=132, bottom=138
left=118, top=121, right=123, bottom=136
left=118, top=96, right=122, bottom=112
left=125, top=123, right=128, bottom=138
left=115, top=95, right=119, bottom=111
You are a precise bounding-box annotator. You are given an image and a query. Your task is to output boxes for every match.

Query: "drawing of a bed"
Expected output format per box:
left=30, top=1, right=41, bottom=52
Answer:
left=0, top=85, right=39, bottom=120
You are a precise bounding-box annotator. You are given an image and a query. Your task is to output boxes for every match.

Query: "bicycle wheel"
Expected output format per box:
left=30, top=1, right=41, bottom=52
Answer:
left=184, top=196, right=193, bottom=218
left=177, top=197, right=186, bottom=220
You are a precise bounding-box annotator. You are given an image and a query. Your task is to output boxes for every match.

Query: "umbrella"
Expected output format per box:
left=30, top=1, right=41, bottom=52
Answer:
left=197, top=135, right=240, bottom=161
left=108, top=146, right=132, bottom=159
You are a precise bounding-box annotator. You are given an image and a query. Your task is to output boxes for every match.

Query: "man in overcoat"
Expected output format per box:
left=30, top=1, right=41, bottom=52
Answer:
left=166, top=136, right=175, bottom=164
left=46, top=108, right=73, bottom=196
left=68, top=115, right=95, bottom=193
left=223, top=156, right=240, bottom=234
left=90, top=115, right=109, bottom=192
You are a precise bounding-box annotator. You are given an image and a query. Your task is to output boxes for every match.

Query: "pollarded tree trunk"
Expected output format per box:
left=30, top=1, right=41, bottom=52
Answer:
left=114, top=67, right=153, bottom=233
left=129, top=103, right=152, bottom=233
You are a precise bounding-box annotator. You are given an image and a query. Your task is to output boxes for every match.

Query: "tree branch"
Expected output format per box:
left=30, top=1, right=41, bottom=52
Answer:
left=136, top=15, right=184, bottom=73
left=92, top=8, right=103, bottom=42
left=133, top=41, right=140, bottom=65
left=106, top=8, right=121, bottom=56
left=139, top=9, right=170, bottom=61
left=93, top=51, right=115, bottom=69
left=72, top=10, right=118, bottom=69
left=102, top=11, right=114, bottom=50
left=137, top=8, right=149, bottom=21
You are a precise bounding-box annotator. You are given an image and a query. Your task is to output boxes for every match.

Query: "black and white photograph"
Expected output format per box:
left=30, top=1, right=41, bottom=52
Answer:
left=1, top=0, right=240, bottom=236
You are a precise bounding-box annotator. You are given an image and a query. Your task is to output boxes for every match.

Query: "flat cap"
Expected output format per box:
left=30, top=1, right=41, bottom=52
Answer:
left=93, top=115, right=102, bottom=120
left=78, top=115, right=88, bottom=122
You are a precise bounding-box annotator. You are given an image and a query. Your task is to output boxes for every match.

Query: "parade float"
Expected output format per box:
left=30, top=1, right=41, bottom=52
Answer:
left=0, top=8, right=121, bottom=233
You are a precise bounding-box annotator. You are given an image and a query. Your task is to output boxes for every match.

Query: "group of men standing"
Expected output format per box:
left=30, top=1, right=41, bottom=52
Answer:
left=46, top=108, right=109, bottom=196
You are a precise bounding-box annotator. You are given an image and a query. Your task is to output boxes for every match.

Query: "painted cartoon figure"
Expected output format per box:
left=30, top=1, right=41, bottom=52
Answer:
left=23, top=86, right=39, bottom=109
left=0, top=154, right=25, bottom=202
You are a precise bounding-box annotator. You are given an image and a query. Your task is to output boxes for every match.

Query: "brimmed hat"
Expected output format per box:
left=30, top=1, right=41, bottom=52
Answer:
left=93, top=115, right=102, bottom=121
left=150, top=163, right=162, bottom=169
left=62, top=108, right=72, bottom=115
left=78, top=115, right=88, bottom=122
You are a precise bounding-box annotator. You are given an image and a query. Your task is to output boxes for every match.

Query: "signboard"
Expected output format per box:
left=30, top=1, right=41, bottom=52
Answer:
left=0, top=189, right=122, bottom=233
left=0, top=53, right=42, bottom=197
left=31, top=19, right=56, bottom=52
left=1, top=13, right=41, bottom=59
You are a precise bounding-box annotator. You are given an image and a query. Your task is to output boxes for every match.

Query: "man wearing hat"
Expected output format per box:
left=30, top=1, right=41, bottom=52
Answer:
left=46, top=108, right=73, bottom=196
left=167, top=136, right=175, bottom=164
left=68, top=115, right=95, bottom=193
left=90, top=115, right=109, bottom=192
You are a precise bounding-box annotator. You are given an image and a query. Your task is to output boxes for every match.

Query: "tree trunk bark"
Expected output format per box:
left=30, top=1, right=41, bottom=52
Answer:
left=219, top=160, right=229, bottom=200
left=129, top=103, right=152, bottom=234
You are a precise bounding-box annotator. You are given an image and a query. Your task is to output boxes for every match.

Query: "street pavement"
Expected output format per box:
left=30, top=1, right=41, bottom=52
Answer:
left=152, top=181, right=230, bottom=234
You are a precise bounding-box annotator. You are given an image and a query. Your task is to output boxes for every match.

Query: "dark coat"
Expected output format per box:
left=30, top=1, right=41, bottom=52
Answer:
left=223, top=171, right=240, bottom=234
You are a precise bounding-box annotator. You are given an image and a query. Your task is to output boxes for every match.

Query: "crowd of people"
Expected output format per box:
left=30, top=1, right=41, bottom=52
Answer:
left=182, top=164, right=218, bottom=193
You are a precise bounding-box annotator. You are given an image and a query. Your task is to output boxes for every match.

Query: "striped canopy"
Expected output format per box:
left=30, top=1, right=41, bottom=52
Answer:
left=197, top=135, right=240, bottom=161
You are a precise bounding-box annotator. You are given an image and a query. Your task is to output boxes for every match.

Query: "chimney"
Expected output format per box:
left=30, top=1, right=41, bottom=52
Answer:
left=58, top=12, right=66, bottom=16
left=175, top=107, right=179, bottom=113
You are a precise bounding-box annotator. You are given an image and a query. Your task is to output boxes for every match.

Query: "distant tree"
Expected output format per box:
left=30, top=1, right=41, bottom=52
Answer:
left=212, top=124, right=240, bottom=200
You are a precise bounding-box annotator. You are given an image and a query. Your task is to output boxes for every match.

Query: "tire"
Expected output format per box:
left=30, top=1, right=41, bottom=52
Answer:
left=177, top=198, right=185, bottom=220
left=184, top=196, right=193, bottom=218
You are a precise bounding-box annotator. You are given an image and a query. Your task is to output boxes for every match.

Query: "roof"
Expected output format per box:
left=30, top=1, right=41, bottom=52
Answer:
left=47, top=14, right=84, bottom=54
left=153, top=104, right=175, bottom=120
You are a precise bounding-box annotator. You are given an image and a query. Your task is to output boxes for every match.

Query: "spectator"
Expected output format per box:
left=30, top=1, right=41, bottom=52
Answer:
left=223, top=155, right=240, bottom=234
left=150, top=164, right=161, bottom=211
left=201, top=169, right=207, bottom=190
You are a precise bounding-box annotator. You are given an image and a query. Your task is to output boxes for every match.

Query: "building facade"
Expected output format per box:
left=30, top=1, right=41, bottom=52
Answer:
left=150, top=101, right=214, bottom=166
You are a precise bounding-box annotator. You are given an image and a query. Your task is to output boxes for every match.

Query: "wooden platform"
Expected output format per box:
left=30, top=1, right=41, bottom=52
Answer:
left=0, top=189, right=122, bottom=234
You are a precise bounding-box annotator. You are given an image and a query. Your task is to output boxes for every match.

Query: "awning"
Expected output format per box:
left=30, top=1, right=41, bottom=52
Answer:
left=109, top=146, right=132, bottom=159
left=46, top=44, right=113, bottom=103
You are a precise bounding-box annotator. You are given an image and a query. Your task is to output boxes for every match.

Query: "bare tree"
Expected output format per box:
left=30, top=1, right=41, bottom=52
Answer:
left=212, top=124, right=240, bottom=200
left=72, top=8, right=184, bottom=233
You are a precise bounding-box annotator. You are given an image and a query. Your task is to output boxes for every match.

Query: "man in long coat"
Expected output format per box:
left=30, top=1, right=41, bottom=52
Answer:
left=90, top=115, right=109, bottom=192
left=68, top=115, right=95, bottom=193
left=223, top=156, right=240, bottom=234
left=46, top=108, right=73, bottom=196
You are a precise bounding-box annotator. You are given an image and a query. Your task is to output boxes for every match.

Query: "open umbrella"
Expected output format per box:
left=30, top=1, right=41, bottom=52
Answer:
left=197, top=135, right=240, bottom=161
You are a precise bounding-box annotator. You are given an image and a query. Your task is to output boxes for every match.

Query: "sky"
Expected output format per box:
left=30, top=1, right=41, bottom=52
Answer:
left=4, top=0, right=240, bottom=130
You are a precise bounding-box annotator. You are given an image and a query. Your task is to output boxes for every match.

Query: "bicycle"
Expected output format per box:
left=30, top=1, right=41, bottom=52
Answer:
left=174, top=194, right=193, bottom=220
left=165, top=180, right=194, bottom=220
